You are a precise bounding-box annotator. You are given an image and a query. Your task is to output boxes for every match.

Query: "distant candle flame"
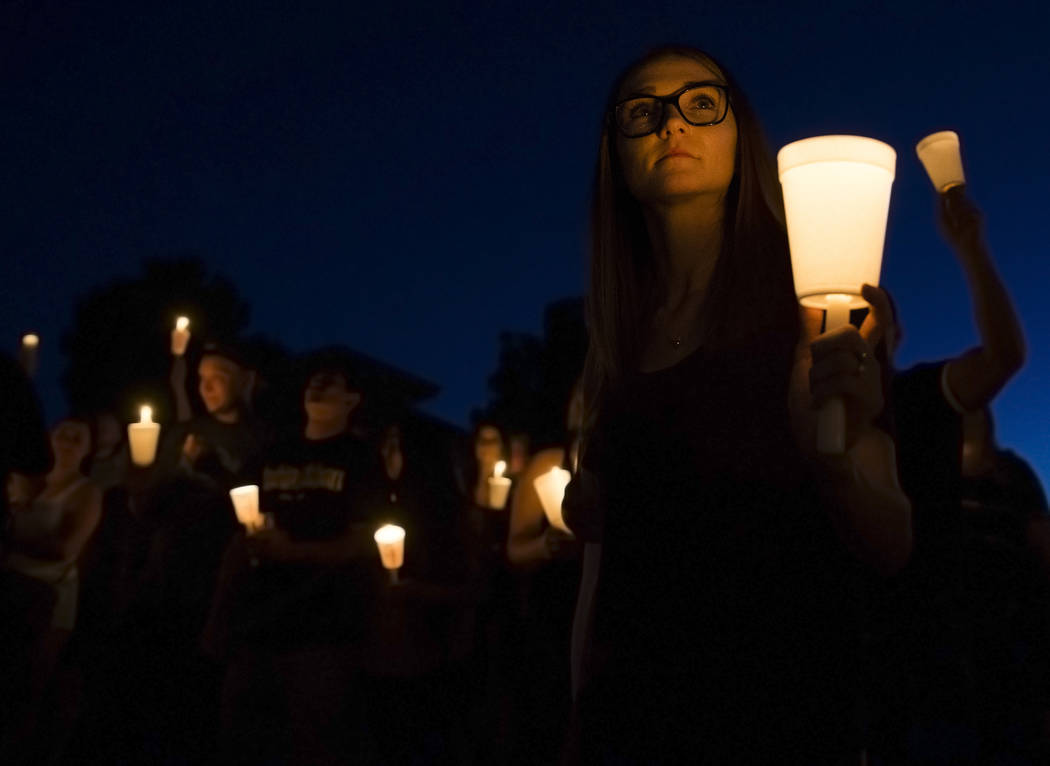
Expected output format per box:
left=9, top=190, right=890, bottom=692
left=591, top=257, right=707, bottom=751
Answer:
left=493, top=460, right=506, bottom=479
left=140, top=405, right=153, bottom=423
left=175, top=316, right=189, bottom=331
left=22, top=334, right=39, bottom=348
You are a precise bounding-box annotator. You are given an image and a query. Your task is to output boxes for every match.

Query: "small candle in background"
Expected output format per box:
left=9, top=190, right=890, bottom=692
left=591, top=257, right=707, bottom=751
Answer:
left=20, top=333, right=39, bottom=377
left=229, top=485, right=263, bottom=533
left=171, top=316, right=191, bottom=356
left=533, top=466, right=573, bottom=535
left=374, top=524, right=406, bottom=583
left=487, top=459, right=512, bottom=509
left=127, top=405, right=162, bottom=466
left=916, top=131, right=965, bottom=193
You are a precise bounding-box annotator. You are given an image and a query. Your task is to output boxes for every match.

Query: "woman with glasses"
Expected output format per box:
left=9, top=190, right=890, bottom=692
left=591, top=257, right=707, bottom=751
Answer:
left=564, top=46, right=912, bottom=762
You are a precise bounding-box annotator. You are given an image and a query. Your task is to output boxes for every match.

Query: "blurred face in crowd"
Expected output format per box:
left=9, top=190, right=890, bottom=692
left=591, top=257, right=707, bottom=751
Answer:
left=614, top=55, right=737, bottom=207
left=474, top=425, right=503, bottom=467
left=380, top=425, right=404, bottom=480
left=303, top=372, right=360, bottom=429
left=94, top=413, right=122, bottom=456
left=198, top=355, right=245, bottom=417
left=508, top=434, right=530, bottom=475
left=51, top=420, right=92, bottom=473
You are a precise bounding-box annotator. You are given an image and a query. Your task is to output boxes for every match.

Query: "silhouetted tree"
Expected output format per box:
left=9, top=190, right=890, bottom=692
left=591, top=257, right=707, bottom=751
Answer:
left=474, top=297, right=587, bottom=448
left=61, top=256, right=252, bottom=421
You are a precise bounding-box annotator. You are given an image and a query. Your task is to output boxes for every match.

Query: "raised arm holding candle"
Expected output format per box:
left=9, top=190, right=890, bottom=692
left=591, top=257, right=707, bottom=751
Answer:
left=569, top=46, right=912, bottom=762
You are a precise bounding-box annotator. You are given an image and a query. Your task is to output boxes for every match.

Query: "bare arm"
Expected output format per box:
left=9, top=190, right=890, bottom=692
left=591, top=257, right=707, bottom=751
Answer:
left=940, top=191, right=1026, bottom=411
left=507, top=448, right=566, bottom=568
left=792, top=291, right=913, bottom=575
left=170, top=356, right=194, bottom=423
left=816, top=430, right=913, bottom=576
left=11, top=483, right=102, bottom=561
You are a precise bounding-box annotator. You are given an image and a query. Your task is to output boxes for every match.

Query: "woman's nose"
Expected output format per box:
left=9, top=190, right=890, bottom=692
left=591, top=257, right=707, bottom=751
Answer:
left=659, top=104, right=687, bottom=135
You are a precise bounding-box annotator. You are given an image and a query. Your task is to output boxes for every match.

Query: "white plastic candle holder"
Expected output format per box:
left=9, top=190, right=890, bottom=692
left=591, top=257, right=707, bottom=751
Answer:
left=171, top=316, right=191, bottom=356
left=916, top=131, right=965, bottom=193
left=128, top=405, right=162, bottom=467
left=778, top=135, right=896, bottom=454
left=533, top=466, right=573, bottom=535
left=374, top=524, right=406, bottom=583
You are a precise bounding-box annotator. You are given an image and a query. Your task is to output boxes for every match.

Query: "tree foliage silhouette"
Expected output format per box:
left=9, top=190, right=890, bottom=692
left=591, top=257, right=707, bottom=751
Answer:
left=474, top=297, right=587, bottom=448
left=61, top=256, right=253, bottom=421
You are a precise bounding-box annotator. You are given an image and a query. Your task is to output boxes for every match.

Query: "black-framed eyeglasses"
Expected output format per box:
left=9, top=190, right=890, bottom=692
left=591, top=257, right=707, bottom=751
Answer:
left=611, top=82, right=730, bottom=138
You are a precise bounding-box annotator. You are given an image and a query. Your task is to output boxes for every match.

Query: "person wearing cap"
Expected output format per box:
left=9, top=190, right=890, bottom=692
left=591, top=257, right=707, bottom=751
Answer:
left=205, top=355, right=383, bottom=763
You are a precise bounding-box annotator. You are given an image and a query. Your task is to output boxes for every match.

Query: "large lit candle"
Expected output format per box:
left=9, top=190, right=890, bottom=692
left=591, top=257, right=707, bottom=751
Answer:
left=127, top=405, right=162, bottom=466
left=171, top=316, right=191, bottom=356
left=533, top=466, right=573, bottom=535
left=20, top=333, right=39, bottom=377
left=916, top=131, right=965, bottom=193
left=229, top=485, right=263, bottom=533
left=778, top=135, right=896, bottom=454
left=487, top=459, right=512, bottom=509
left=374, top=524, right=406, bottom=583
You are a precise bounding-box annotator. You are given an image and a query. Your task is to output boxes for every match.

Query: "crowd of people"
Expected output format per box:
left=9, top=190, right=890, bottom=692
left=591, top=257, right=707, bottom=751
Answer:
left=1, top=43, right=1048, bottom=765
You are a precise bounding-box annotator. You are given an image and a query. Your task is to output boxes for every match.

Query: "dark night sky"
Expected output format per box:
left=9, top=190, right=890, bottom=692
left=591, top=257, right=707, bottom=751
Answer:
left=3, top=0, right=1048, bottom=487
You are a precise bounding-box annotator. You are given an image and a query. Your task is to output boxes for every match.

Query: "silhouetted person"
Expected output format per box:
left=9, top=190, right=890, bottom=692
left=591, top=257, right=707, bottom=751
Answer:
left=0, top=352, right=51, bottom=747
left=207, top=359, right=381, bottom=764
left=2, top=417, right=101, bottom=762
left=505, top=383, right=583, bottom=764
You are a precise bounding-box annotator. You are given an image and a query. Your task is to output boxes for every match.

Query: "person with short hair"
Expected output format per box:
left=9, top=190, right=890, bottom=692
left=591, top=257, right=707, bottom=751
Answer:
left=207, top=358, right=382, bottom=764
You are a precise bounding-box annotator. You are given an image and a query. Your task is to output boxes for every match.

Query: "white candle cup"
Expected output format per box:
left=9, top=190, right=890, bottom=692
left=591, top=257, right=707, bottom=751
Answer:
left=127, top=406, right=161, bottom=467
left=533, top=466, right=573, bottom=535
left=778, top=135, right=896, bottom=455
left=916, top=131, right=965, bottom=193
left=20, top=333, right=39, bottom=377
left=487, top=476, right=512, bottom=509
left=171, top=317, right=191, bottom=356
left=229, top=485, right=262, bottom=533
left=374, top=525, right=406, bottom=582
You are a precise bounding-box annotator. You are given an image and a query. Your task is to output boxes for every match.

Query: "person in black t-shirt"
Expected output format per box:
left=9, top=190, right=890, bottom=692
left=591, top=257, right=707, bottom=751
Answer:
left=209, top=358, right=382, bottom=764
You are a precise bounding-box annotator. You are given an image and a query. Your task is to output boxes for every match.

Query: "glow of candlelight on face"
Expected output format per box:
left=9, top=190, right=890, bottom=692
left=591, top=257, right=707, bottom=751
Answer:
left=22, top=334, right=39, bottom=348
left=493, top=460, right=506, bottom=479
left=778, top=135, right=895, bottom=454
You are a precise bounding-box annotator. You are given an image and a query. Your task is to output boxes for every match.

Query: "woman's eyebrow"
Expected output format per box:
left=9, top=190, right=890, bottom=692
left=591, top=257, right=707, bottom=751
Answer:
left=619, top=80, right=725, bottom=99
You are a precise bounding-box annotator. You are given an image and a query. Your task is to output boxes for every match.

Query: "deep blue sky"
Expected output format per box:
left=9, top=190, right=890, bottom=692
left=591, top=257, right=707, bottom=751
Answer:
left=3, top=0, right=1048, bottom=488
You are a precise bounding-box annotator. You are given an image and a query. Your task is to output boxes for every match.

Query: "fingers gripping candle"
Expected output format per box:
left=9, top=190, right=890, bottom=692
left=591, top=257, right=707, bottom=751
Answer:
left=778, top=135, right=896, bottom=454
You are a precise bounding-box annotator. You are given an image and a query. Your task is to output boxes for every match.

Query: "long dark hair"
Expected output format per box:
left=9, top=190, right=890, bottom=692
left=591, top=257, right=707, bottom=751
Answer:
left=582, top=45, right=799, bottom=424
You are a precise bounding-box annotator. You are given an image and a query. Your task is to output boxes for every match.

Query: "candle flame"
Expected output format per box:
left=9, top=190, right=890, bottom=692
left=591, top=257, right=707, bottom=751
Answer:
left=175, top=316, right=189, bottom=331
left=22, top=333, right=39, bottom=347
left=140, top=405, right=153, bottom=423
left=494, top=460, right=506, bottom=479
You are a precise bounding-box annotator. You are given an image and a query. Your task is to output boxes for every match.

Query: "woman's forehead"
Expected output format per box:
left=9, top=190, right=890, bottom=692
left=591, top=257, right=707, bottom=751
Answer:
left=619, top=55, right=723, bottom=97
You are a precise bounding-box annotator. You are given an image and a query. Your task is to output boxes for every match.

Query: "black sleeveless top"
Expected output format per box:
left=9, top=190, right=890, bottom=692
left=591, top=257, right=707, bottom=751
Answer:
left=582, top=334, right=864, bottom=760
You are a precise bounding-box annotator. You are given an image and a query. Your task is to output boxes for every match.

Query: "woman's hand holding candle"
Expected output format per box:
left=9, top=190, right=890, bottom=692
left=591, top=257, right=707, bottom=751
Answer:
left=791, top=284, right=888, bottom=457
